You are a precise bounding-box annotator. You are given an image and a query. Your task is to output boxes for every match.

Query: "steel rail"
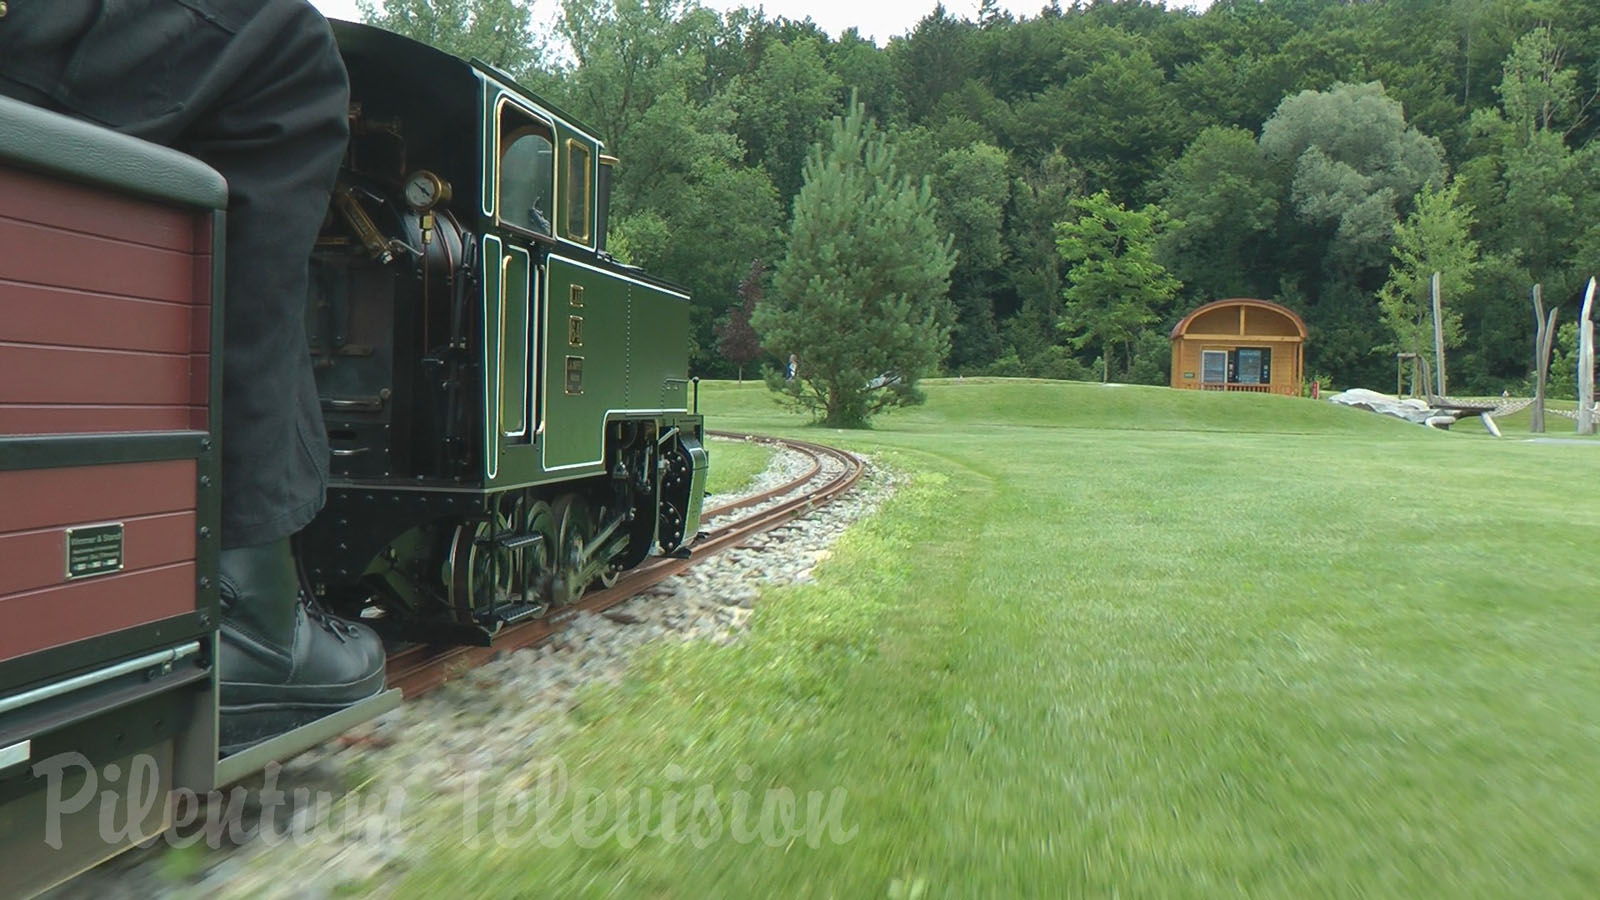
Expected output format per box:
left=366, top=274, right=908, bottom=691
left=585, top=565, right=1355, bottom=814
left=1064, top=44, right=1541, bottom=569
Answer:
left=384, top=433, right=863, bottom=696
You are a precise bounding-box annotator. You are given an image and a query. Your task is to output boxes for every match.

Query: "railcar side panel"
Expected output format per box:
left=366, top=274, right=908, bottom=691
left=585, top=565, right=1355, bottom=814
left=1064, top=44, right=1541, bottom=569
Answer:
left=0, top=460, right=198, bottom=660
left=0, top=93, right=223, bottom=899
left=0, top=166, right=214, bottom=435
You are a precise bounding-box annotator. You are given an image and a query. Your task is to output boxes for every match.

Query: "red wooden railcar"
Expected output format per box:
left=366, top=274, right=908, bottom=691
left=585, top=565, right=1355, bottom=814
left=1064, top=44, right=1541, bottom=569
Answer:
left=0, top=93, right=224, bottom=896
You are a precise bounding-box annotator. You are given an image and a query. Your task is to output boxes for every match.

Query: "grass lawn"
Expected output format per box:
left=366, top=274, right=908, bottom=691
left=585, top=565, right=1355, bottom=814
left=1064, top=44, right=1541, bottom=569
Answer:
left=702, top=437, right=775, bottom=497
left=398, top=379, right=1600, bottom=898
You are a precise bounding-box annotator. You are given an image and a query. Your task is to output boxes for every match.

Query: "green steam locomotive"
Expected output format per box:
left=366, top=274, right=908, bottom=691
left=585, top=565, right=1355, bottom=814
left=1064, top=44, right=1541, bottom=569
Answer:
left=300, top=22, right=708, bottom=643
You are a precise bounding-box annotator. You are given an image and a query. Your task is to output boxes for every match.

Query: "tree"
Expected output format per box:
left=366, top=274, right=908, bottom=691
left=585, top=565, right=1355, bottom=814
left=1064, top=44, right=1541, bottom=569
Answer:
left=1261, top=82, right=1446, bottom=271
left=1003, top=152, right=1082, bottom=375
left=1376, top=180, right=1480, bottom=391
left=356, top=0, right=543, bottom=77
left=1452, top=24, right=1599, bottom=390
left=716, top=259, right=766, bottom=382
left=1158, top=125, right=1280, bottom=303
left=891, top=4, right=976, bottom=124
left=543, top=0, right=782, bottom=374
left=1258, top=81, right=1446, bottom=385
left=753, top=99, right=955, bottom=428
left=726, top=38, right=842, bottom=202
left=1496, top=25, right=1589, bottom=143
left=931, top=141, right=1011, bottom=371
left=826, top=29, right=899, bottom=124
left=1056, top=191, right=1182, bottom=384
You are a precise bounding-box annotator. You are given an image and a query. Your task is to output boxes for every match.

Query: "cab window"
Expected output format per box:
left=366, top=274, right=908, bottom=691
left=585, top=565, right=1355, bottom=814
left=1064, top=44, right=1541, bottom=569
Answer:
left=497, top=104, right=553, bottom=236
left=563, top=140, right=592, bottom=243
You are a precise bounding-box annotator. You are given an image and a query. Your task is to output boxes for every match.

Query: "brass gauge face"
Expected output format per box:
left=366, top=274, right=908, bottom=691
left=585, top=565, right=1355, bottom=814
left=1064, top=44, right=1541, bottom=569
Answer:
left=403, top=170, right=451, bottom=212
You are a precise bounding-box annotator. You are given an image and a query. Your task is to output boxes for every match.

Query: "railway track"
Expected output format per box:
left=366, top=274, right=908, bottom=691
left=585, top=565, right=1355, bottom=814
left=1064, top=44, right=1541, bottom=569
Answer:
left=384, top=433, right=863, bottom=695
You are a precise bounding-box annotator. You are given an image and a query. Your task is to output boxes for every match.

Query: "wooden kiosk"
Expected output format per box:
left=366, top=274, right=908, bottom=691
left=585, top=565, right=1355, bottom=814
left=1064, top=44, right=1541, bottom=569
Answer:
left=1169, top=299, right=1307, bottom=397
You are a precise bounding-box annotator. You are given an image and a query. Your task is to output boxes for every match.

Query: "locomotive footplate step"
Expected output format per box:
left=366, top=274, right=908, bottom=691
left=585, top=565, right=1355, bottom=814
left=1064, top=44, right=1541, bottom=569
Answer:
left=214, top=689, right=402, bottom=787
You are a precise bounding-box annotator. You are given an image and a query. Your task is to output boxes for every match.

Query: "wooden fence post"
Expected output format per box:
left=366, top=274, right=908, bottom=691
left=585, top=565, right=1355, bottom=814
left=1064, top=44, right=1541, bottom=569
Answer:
left=1579, top=277, right=1596, bottom=436
left=1431, top=272, right=1447, bottom=398
left=1532, top=284, right=1557, bottom=434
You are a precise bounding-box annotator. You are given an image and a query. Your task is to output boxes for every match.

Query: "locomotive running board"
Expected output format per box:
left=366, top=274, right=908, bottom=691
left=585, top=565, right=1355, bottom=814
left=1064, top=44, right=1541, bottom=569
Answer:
left=214, top=688, right=402, bottom=787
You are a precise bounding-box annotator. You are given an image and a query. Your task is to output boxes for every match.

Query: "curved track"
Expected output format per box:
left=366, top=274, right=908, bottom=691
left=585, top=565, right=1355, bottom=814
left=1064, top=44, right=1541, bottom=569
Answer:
left=384, top=433, right=863, bottom=695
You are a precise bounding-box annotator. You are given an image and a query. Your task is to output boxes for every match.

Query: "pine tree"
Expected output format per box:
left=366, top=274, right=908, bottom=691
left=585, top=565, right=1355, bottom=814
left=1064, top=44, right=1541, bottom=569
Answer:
left=754, top=97, right=955, bottom=428
left=715, top=259, right=766, bottom=383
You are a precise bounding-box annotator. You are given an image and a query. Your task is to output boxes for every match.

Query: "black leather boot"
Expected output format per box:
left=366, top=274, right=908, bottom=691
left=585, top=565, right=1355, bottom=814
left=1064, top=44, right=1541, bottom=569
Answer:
left=217, top=538, right=386, bottom=754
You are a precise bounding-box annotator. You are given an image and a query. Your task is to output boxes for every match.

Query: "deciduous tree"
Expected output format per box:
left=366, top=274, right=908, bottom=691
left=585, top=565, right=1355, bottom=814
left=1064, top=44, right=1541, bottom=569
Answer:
left=726, top=38, right=841, bottom=202
left=1376, top=180, right=1480, bottom=385
left=357, top=0, right=542, bottom=76
left=1158, top=125, right=1280, bottom=303
left=1056, top=191, right=1181, bottom=384
left=716, top=259, right=766, bottom=382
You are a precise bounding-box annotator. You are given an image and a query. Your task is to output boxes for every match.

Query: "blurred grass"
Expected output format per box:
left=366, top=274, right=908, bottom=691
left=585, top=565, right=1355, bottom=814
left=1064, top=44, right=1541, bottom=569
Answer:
left=395, top=378, right=1600, bottom=898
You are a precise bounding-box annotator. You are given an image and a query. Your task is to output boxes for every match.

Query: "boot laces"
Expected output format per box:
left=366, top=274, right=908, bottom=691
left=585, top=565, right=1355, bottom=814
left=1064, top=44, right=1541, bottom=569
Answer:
left=291, top=547, right=365, bottom=642
left=300, top=591, right=362, bottom=642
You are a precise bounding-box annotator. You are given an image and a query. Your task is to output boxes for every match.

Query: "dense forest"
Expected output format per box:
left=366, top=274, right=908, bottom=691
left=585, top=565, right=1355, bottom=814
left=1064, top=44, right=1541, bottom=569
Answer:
left=361, top=0, right=1599, bottom=395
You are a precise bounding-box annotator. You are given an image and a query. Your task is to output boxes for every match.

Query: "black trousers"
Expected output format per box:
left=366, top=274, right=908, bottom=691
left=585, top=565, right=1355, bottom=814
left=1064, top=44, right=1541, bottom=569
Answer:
left=0, top=0, right=346, bottom=548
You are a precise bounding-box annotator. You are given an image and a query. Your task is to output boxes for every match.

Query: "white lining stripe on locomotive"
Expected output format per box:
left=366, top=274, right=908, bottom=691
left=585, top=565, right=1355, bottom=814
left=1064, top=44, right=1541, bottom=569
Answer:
left=482, top=234, right=503, bottom=480
left=501, top=242, right=532, bottom=439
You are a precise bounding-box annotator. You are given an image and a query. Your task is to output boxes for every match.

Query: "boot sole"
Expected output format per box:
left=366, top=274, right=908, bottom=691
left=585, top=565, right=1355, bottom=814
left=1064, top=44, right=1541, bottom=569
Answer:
left=220, top=694, right=381, bottom=756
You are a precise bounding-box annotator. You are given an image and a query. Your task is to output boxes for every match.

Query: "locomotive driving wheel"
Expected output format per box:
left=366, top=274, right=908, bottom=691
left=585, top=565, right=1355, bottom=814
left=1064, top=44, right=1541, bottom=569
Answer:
left=518, top=499, right=558, bottom=617
left=548, top=494, right=591, bottom=607
left=594, top=557, right=621, bottom=590
left=442, top=513, right=513, bottom=628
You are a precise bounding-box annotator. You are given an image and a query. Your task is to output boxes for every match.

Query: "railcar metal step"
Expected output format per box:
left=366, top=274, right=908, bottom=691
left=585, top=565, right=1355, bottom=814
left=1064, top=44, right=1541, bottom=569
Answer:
left=214, top=688, right=402, bottom=788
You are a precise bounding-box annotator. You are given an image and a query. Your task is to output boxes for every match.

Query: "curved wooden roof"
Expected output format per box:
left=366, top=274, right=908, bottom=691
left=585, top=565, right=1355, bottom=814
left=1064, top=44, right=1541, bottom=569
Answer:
left=1169, top=298, right=1307, bottom=340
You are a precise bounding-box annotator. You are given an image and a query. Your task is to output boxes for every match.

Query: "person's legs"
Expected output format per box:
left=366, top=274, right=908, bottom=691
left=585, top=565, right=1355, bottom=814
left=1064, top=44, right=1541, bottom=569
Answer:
left=0, top=0, right=384, bottom=751
left=179, top=3, right=347, bottom=548
left=1, top=0, right=340, bottom=545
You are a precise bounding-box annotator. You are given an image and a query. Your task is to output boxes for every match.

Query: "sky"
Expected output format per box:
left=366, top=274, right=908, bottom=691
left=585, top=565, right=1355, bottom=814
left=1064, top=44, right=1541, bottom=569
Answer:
left=310, top=0, right=1213, bottom=45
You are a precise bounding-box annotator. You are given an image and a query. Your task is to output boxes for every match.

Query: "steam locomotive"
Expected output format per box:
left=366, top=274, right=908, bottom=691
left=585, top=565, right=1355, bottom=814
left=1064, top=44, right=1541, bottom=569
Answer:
left=301, top=23, right=708, bottom=641
left=0, top=21, right=705, bottom=895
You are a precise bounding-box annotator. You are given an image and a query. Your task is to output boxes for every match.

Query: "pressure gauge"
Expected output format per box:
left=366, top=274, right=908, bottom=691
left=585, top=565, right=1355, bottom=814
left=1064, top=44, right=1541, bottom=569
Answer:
left=403, top=170, right=451, bottom=212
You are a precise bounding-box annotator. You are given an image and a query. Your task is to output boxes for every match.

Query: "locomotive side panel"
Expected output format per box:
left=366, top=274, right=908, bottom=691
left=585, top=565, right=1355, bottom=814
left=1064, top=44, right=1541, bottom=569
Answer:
left=542, top=255, right=632, bottom=473
left=625, top=278, right=694, bottom=413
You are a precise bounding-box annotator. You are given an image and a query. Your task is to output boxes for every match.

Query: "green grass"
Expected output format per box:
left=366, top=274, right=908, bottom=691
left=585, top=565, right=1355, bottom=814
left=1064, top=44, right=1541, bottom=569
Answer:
left=394, top=378, right=1600, bottom=898
left=703, top=437, right=775, bottom=496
